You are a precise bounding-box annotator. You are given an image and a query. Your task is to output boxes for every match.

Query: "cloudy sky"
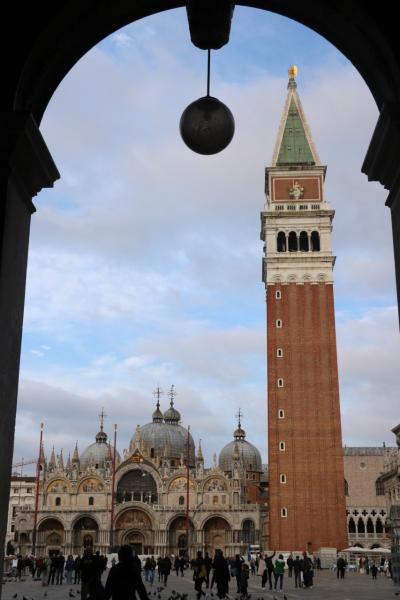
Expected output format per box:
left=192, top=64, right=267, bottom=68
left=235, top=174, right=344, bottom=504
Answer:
left=14, top=7, right=400, bottom=473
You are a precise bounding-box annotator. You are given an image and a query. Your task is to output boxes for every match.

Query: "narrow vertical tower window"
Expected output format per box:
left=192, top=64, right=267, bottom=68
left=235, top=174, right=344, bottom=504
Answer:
left=260, top=66, right=347, bottom=553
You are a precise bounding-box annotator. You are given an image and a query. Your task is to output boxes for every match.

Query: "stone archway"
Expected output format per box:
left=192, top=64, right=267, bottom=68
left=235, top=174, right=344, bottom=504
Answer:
left=122, top=530, right=146, bottom=555
left=203, top=516, right=231, bottom=557
left=2, top=3, right=400, bottom=591
left=168, top=516, right=195, bottom=558
left=115, top=508, right=154, bottom=554
left=72, top=516, right=99, bottom=553
left=37, top=518, right=65, bottom=556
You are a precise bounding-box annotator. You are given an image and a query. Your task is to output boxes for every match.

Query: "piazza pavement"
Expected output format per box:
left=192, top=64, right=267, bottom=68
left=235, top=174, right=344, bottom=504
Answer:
left=1, top=567, right=397, bottom=600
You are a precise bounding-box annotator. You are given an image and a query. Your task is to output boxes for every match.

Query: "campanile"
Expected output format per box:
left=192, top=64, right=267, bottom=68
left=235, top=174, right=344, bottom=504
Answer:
left=260, top=66, right=347, bottom=552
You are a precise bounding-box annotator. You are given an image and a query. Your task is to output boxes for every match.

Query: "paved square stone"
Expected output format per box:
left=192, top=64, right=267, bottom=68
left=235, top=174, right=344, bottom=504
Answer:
left=1, top=569, right=397, bottom=600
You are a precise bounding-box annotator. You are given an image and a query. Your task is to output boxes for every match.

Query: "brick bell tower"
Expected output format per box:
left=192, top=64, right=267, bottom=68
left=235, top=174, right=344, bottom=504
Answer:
left=260, top=66, right=347, bottom=553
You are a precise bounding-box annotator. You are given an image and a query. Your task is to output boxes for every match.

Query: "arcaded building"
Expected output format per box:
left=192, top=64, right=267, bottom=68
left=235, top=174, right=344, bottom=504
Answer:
left=13, top=395, right=267, bottom=558
left=343, top=447, right=390, bottom=549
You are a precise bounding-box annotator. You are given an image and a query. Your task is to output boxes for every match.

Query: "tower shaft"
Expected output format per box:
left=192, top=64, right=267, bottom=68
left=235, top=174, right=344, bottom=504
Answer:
left=261, top=70, right=347, bottom=552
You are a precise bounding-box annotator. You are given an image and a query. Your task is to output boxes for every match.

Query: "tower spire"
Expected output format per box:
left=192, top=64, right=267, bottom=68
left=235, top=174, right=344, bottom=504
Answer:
left=271, top=65, right=320, bottom=168
left=72, top=441, right=79, bottom=464
left=49, top=446, right=56, bottom=468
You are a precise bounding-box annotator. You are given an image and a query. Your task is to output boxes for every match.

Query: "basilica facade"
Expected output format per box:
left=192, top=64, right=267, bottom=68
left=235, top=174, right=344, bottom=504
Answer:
left=14, top=394, right=267, bottom=559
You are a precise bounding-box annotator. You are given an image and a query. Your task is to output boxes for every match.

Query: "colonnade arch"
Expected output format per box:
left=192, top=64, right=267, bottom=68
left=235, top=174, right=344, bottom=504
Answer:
left=1, top=3, right=400, bottom=588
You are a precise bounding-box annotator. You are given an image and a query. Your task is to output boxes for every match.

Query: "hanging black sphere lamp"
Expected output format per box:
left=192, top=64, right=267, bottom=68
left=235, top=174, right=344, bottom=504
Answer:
left=180, top=49, right=235, bottom=155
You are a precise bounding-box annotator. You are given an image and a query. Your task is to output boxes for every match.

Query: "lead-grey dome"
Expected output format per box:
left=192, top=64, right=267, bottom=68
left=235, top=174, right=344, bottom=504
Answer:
left=130, top=397, right=195, bottom=466
left=80, top=428, right=120, bottom=470
left=135, top=421, right=195, bottom=466
left=219, top=425, right=262, bottom=472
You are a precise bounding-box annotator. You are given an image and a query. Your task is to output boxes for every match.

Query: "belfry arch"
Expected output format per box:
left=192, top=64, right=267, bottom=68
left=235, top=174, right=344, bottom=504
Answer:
left=1, top=2, right=400, bottom=585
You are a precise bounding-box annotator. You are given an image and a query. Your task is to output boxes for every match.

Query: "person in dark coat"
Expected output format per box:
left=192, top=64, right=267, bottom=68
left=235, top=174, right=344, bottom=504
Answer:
left=261, top=551, right=275, bottom=590
left=287, top=554, right=294, bottom=577
left=81, top=547, right=103, bottom=600
left=211, top=549, right=230, bottom=599
left=161, top=556, right=171, bottom=586
left=233, top=555, right=243, bottom=593
left=204, top=552, right=212, bottom=588
left=293, top=555, right=302, bottom=588
left=105, top=545, right=149, bottom=600
left=193, top=551, right=207, bottom=599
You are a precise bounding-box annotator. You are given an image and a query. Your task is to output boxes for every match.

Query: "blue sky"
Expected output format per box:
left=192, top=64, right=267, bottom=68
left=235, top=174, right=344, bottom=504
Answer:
left=14, top=7, right=399, bottom=473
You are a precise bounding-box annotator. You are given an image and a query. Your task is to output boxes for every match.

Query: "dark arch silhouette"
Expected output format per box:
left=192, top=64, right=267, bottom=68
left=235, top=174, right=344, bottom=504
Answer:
left=1, top=2, right=400, bottom=576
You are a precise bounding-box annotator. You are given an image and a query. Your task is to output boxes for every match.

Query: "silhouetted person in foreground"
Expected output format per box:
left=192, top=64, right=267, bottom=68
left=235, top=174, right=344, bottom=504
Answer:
left=105, top=545, right=149, bottom=600
left=211, top=549, right=230, bottom=599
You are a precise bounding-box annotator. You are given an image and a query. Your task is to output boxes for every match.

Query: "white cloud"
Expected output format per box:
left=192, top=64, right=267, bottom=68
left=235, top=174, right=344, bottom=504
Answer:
left=15, top=9, right=398, bottom=471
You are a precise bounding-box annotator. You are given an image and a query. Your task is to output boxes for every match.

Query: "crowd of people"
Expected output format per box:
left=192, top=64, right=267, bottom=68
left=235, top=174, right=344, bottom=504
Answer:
left=4, top=546, right=395, bottom=599
left=336, top=555, right=392, bottom=579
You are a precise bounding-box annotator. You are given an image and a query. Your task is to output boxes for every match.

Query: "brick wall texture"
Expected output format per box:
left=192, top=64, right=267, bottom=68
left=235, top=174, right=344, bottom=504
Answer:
left=267, top=282, right=348, bottom=551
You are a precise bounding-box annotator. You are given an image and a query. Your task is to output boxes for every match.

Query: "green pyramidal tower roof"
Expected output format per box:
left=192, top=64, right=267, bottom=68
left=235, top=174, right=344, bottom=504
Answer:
left=272, top=68, right=320, bottom=167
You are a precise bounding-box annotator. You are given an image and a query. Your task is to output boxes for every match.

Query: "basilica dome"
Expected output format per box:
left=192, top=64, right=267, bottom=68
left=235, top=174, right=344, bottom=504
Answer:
left=130, top=398, right=195, bottom=466
left=219, top=424, right=262, bottom=472
left=80, top=428, right=120, bottom=470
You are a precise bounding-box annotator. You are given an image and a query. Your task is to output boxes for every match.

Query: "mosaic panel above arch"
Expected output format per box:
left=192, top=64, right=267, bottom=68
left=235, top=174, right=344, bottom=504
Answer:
left=169, top=476, right=195, bottom=491
left=203, top=477, right=227, bottom=492
left=46, top=479, right=71, bottom=494
left=77, top=477, right=105, bottom=493
left=115, top=508, right=152, bottom=530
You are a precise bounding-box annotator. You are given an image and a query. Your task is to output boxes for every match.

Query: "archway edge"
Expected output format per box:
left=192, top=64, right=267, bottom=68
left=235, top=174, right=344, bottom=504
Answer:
left=11, top=1, right=400, bottom=125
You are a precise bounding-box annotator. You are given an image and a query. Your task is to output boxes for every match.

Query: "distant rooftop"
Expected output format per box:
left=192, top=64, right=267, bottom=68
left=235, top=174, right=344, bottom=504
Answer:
left=343, top=447, right=394, bottom=456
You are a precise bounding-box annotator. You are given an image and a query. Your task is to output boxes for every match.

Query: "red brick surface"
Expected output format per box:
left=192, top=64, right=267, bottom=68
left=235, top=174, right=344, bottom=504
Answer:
left=267, top=283, right=348, bottom=552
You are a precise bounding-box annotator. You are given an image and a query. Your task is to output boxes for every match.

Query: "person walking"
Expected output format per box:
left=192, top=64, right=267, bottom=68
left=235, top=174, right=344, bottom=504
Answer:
left=204, top=552, right=212, bottom=588
left=239, top=563, right=250, bottom=598
left=233, top=555, right=243, bottom=593
left=273, top=554, right=285, bottom=591
left=74, top=555, right=82, bottom=584
left=47, top=555, right=57, bottom=585
left=65, top=555, right=75, bottom=585
left=144, top=558, right=153, bottom=583
left=261, top=551, right=275, bottom=590
left=371, top=561, right=378, bottom=579
left=302, top=553, right=314, bottom=589
left=105, top=545, right=149, bottom=600
left=174, top=556, right=180, bottom=577
left=179, top=556, right=185, bottom=577
left=56, top=553, right=65, bottom=584
left=81, top=547, right=102, bottom=600
left=293, top=555, right=302, bottom=588
left=287, top=553, right=294, bottom=577
left=193, top=551, right=207, bottom=599
left=162, top=555, right=171, bottom=586
left=336, top=556, right=346, bottom=579
left=211, top=549, right=230, bottom=599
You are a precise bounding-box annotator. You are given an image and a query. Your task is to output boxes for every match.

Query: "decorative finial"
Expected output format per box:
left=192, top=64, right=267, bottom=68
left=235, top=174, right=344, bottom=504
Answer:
left=236, top=408, right=243, bottom=429
left=287, top=65, right=298, bottom=89
left=99, top=407, right=107, bottom=431
left=153, top=385, right=163, bottom=408
left=288, top=65, right=298, bottom=79
left=168, top=384, right=176, bottom=407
